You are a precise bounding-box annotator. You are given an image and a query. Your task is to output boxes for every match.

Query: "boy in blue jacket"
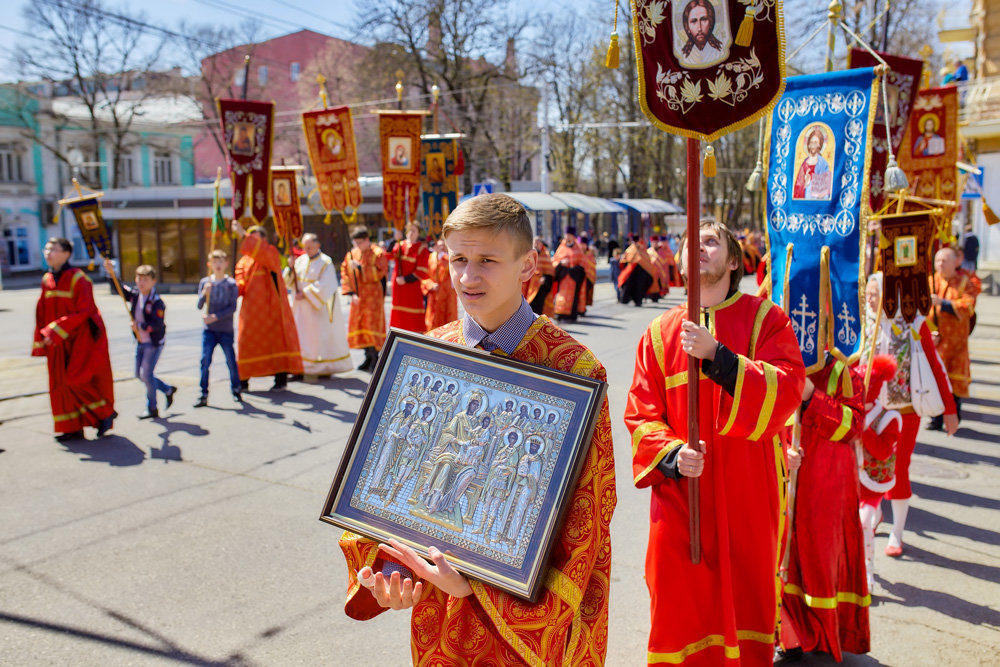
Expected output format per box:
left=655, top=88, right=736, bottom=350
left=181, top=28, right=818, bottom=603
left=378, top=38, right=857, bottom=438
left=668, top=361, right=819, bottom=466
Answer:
left=105, top=259, right=176, bottom=419
left=195, top=249, right=242, bottom=406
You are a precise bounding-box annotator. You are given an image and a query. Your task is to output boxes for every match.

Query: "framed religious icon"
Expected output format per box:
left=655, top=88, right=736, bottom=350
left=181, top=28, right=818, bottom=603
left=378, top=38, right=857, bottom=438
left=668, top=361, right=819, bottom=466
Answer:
left=894, top=235, right=917, bottom=267
left=387, top=137, right=412, bottom=171
left=320, top=329, right=607, bottom=602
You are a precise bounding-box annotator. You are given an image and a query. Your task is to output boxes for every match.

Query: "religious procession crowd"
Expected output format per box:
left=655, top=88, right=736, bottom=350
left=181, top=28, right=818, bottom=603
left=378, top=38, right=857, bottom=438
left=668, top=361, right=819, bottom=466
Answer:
left=29, top=189, right=983, bottom=665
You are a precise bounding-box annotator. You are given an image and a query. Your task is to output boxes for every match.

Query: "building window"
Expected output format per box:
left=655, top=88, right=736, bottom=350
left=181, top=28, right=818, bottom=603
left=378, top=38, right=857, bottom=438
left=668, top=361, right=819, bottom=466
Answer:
left=0, top=147, right=24, bottom=183
left=153, top=152, right=174, bottom=185
left=290, top=62, right=300, bottom=82
left=258, top=65, right=268, bottom=86
left=3, top=226, right=31, bottom=267
left=118, top=152, right=136, bottom=185
left=234, top=68, right=246, bottom=87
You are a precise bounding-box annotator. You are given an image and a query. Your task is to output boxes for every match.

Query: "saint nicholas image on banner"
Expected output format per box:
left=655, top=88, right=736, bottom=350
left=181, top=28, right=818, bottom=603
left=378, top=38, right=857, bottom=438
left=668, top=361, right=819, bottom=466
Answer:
left=673, top=0, right=731, bottom=70
left=793, top=123, right=835, bottom=201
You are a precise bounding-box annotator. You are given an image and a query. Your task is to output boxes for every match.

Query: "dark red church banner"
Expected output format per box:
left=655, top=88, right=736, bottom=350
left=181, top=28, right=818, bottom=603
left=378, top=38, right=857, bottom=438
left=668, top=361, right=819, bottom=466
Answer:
left=218, top=99, right=274, bottom=223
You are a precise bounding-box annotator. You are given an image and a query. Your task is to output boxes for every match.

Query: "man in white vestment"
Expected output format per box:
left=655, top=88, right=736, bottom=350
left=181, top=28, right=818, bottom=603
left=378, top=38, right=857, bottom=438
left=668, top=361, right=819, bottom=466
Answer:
left=285, top=233, right=353, bottom=376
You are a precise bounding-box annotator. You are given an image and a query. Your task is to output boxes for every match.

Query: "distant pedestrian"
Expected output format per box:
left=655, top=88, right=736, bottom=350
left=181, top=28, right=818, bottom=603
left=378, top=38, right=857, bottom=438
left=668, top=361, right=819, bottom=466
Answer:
left=34, top=238, right=116, bottom=441
left=194, top=249, right=241, bottom=407
left=104, top=258, right=176, bottom=419
left=962, top=224, right=980, bottom=272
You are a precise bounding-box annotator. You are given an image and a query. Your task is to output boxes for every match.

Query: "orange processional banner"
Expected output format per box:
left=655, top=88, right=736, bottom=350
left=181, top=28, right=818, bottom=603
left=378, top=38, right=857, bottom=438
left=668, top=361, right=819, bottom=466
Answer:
left=67, top=196, right=112, bottom=263
left=218, top=98, right=274, bottom=223
left=630, top=0, right=786, bottom=141
left=379, top=112, right=425, bottom=229
left=302, top=105, right=361, bottom=221
left=878, top=210, right=934, bottom=323
left=847, top=49, right=924, bottom=213
left=270, top=167, right=303, bottom=245
left=421, top=135, right=461, bottom=237
left=897, top=86, right=959, bottom=202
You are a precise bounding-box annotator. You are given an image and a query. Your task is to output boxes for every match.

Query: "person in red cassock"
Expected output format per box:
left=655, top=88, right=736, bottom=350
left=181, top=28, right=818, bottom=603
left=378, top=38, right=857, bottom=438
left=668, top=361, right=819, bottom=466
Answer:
left=389, top=222, right=430, bottom=332
left=32, top=238, right=116, bottom=441
left=778, top=357, right=870, bottom=662
left=625, top=221, right=805, bottom=666
left=552, top=226, right=587, bottom=323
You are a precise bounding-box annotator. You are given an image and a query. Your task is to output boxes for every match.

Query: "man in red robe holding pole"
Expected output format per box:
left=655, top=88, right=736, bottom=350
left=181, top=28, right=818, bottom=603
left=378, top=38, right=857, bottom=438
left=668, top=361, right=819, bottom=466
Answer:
left=339, top=193, right=616, bottom=665
left=625, top=221, right=805, bottom=666
left=231, top=220, right=303, bottom=391
left=389, top=221, right=430, bottom=332
left=32, top=237, right=116, bottom=440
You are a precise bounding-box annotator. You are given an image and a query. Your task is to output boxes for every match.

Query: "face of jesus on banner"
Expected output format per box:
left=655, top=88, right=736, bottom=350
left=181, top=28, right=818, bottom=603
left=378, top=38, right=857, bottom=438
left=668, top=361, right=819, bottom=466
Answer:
left=913, top=113, right=945, bottom=157
left=792, top=123, right=835, bottom=202
left=673, top=0, right=730, bottom=70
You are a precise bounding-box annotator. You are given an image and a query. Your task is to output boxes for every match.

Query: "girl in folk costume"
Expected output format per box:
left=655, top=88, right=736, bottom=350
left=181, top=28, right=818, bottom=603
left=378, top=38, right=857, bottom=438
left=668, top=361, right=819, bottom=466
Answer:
left=864, top=273, right=957, bottom=557
left=389, top=222, right=431, bottom=332
left=422, top=238, right=458, bottom=332
left=856, top=354, right=902, bottom=590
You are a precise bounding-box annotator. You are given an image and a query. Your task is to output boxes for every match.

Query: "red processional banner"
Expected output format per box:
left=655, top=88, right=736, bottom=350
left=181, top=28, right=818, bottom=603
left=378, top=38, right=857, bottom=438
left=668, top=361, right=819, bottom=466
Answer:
left=302, top=105, right=361, bottom=220
left=879, top=210, right=934, bottom=323
left=218, top=99, right=274, bottom=223
left=270, top=167, right=303, bottom=244
left=630, top=0, right=786, bottom=141
left=847, top=49, right=924, bottom=213
left=379, top=112, right=425, bottom=229
left=897, top=86, right=959, bottom=202
left=67, top=196, right=112, bottom=264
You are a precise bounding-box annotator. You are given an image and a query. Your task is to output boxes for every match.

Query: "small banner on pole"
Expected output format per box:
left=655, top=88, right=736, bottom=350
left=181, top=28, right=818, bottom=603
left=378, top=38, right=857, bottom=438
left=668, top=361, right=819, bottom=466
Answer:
left=631, top=0, right=786, bottom=142
left=218, top=98, right=274, bottom=223
left=67, top=197, right=112, bottom=262
left=847, top=49, right=924, bottom=213
left=421, top=135, right=461, bottom=237
left=878, top=210, right=934, bottom=323
left=897, top=86, right=959, bottom=202
left=271, top=167, right=303, bottom=245
left=379, top=111, right=425, bottom=229
left=765, top=68, right=879, bottom=372
left=302, top=105, right=362, bottom=221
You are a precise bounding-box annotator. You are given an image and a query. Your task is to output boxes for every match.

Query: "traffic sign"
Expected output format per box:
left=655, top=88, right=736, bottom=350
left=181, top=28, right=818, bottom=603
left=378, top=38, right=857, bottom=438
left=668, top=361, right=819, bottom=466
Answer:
left=473, top=183, right=494, bottom=196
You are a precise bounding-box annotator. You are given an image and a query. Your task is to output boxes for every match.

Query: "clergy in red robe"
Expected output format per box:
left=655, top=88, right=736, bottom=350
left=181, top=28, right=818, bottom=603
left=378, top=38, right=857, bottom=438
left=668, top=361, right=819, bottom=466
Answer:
left=618, top=237, right=657, bottom=307
left=552, top=227, right=586, bottom=322
left=523, top=237, right=555, bottom=317
left=625, top=222, right=805, bottom=666
left=339, top=193, right=616, bottom=666
left=32, top=238, right=116, bottom=440
left=655, top=235, right=681, bottom=286
left=647, top=236, right=670, bottom=301
left=422, top=238, right=457, bottom=332
left=389, top=222, right=430, bottom=332
left=232, top=221, right=303, bottom=390
left=779, top=358, right=870, bottom=661
left=580, top=235, right=598, bottom=308
left=341, top=226, right=389, bottom=371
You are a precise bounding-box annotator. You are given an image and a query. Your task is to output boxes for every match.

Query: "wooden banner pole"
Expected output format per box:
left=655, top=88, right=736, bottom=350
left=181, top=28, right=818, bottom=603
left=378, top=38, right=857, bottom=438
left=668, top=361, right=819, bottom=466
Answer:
left=686, top=137, right=702, bottom=565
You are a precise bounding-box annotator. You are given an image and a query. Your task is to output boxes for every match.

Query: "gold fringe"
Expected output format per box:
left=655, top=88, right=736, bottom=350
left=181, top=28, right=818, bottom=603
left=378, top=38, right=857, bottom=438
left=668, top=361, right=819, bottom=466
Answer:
left=605, top=33, right=620, bottom=69
left=703, top=145, right=717, bottom=177
left=819, top=246, right=832, bottom=358
left=782, top=243, right=794, bottom=314
left=735, top=5, right=755, bottom=47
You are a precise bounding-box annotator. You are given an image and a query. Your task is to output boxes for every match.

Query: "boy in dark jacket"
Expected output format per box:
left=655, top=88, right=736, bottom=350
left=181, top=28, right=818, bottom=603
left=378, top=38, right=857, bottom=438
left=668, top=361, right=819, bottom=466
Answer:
left=105, top=259, right=176, bottom=418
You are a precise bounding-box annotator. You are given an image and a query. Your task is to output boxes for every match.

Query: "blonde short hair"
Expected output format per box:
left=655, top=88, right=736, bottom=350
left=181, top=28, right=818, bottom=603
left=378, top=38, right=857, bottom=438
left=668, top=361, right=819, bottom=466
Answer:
left=442, top=194, right=532, bottom=257
left=209, top=249, right=228, bottom=261
left=135, top=264, right=157, bottom=279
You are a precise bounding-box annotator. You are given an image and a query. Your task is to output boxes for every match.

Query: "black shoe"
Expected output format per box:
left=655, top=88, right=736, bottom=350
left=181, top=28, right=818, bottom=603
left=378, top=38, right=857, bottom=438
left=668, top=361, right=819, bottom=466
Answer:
left=194, top=396, right=208, bottom=408
left=926, top=419, right=944, bottom=431
left=774, top=647, right=803, bottom=663
left=138, top=410, right=159, bottom=420
left=165, top=386, right=178, bottom=409
left=96, top=411, right=118, bottom=438
left=239, top=380, right=249, bottom=391
left=269, top=382, right=286, bottom=392
left=232, top=392, right=243, bottom=403
left=288, top=374, right=303, bottom=382
left=55, top=430, right=85, bottom=442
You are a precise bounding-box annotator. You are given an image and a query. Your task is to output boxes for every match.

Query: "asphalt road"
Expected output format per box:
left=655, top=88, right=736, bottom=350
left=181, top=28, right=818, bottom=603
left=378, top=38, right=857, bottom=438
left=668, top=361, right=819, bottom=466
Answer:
left=1, top=278, right=998, bottom=665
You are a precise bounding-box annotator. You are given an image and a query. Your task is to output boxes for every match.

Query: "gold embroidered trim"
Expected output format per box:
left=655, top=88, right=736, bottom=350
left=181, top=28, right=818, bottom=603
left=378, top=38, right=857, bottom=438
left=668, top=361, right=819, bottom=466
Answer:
left=632, top=420, right=669, bottom=455
left=748, top=363, right=778, bottom=441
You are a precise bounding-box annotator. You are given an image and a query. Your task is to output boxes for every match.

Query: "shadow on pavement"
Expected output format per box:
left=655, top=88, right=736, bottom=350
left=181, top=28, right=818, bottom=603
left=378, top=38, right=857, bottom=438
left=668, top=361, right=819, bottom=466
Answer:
left=259, top=388, right=358, bottom=423
left=897, top=543, right=1000, bottom=587
left=312, top=375, right=370, bottom=399
left=875, top=579, right=1000, bottom=629
left=961, top=395, right=1000, bottom=409
left=60, top=435, right=145, bottom=466
left=915, top=441, right=1000, bottom=466
left=910, top=481, right=1000, bottom=511
left=0, top=611, right=249, bottom=666
left=908, top=505, right=1000, bottom=547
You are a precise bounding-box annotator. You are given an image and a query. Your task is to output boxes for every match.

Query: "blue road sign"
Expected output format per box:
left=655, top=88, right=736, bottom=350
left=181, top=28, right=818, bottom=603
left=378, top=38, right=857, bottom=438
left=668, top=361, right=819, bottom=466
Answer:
left=473, top=183, right=494, bottom=196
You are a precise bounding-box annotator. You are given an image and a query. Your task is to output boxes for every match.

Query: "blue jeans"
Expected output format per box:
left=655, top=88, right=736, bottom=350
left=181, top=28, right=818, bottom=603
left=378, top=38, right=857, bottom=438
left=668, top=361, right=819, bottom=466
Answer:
left=200, top=329, right=240, bottom=396
left=135, top=342, right=170, bottom=411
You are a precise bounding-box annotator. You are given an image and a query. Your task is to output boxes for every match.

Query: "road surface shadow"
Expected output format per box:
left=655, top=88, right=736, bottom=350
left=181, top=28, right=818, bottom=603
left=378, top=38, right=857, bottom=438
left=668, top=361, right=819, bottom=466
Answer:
left=915, top=440, right=1000, bottom=466
left=875, top=579, right=1000, bottom=629
left=60, top=435, right=145, bottom=467
left=311, top=375, right=370, bottom=399
left=961, top=395, right=1000, bottom=409
left=906, top=505, right=1000, bottom=547
left=895, top=543, right=1000, bottom=586
left=261, top=388, right=358, bottom=423
left=910, top=481, right=1000, bottom=511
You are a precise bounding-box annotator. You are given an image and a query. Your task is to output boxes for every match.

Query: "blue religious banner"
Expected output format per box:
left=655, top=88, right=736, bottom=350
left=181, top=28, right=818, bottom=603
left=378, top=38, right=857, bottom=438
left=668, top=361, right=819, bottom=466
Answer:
left=765, top=68, right=879, bottom=372
left=421, top=134, right=462, bottom=237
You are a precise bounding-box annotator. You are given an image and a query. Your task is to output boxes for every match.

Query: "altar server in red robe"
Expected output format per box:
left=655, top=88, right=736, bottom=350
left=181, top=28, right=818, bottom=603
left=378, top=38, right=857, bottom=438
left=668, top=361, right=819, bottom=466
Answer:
left=389, top=221, right=430, bottom=332
left=778, top=358, right=870, bottom=662
left=341, top=226, right=389, bottom=371
left=625, top=221, right=805, bottom=666
left=552, top=226, right=586, bottom=323
left=523, top=236, right=555, bottom=317
left=339, top=193, right=616, bottom=666
left=32, top=237, right=116, bottom=440
left=422, top=238, right=457, bottom=332
left=231, top=220, right=303, bottom=391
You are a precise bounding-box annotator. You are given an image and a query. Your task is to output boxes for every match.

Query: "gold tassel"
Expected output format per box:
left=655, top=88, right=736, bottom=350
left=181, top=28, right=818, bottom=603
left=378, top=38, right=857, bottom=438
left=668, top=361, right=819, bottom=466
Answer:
left=984, top=199, right=1000, bottom=226
left=324, top=211, right=332, bottom=225
left=88, top=259, right=95, bottom=271
left=605, top=33, right=620, bottom=69
left=735, top=5, right=756, bottom=47
left=703, top=145, right=717, bottom=178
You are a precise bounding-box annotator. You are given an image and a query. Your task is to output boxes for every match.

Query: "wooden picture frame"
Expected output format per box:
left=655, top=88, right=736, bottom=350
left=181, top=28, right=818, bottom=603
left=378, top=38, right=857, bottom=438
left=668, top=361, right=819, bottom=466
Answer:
left=320, top=329, right=606, bottom=602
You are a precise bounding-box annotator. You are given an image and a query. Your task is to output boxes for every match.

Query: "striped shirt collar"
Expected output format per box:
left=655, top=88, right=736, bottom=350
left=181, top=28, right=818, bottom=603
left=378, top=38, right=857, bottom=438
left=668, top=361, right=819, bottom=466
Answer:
left=462, top=298, right=537, bottom=355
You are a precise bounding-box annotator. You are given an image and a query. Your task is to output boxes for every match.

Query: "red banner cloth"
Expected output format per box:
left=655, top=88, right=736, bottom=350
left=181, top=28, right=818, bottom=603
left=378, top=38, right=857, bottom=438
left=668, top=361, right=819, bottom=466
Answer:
left=379, top=112, right=424, bottom=228
left=218, top=99, right=274, bottom=223
left=270, top=168, right=303, bottom=243
left=848, top=49, right=924, bottom=213
left=897, top=86, right=959, bottom=202
left=879, top=211, right=935, bottom=323
left=302, top=105, right=361, bottom=218
left=631, top=0, right=786, bottom=141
